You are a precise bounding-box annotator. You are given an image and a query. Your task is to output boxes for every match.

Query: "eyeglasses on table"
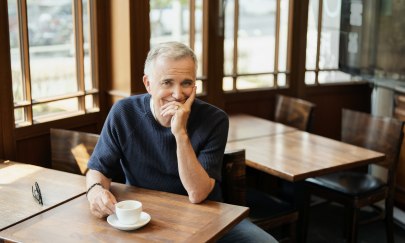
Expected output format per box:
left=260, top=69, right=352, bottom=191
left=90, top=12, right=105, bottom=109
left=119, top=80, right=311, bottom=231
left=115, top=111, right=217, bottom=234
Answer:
left=32, top=181, right=43, bottom=206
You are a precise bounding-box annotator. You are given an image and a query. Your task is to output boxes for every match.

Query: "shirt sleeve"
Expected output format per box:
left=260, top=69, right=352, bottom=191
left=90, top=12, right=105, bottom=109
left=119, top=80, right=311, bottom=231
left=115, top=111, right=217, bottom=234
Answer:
left=87, top=103, right=126, bottom=182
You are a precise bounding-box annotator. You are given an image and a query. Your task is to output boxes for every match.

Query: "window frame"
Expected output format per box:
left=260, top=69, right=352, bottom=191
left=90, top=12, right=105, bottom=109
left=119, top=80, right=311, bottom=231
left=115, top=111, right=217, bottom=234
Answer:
left=10, top=0, right=99, bottom=127
left=304, top=0, right=362, bottom=86
left=223, top=0, right=294, bottom=92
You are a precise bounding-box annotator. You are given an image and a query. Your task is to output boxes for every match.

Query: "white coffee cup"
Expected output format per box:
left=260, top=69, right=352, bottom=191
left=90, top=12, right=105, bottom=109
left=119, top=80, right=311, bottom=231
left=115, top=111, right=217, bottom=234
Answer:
left=115, top=200, right=142, bottom=225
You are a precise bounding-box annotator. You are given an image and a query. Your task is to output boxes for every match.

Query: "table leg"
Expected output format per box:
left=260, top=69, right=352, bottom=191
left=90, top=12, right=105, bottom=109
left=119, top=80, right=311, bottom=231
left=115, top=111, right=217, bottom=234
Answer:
left=294, top=181, right=310, bottom=243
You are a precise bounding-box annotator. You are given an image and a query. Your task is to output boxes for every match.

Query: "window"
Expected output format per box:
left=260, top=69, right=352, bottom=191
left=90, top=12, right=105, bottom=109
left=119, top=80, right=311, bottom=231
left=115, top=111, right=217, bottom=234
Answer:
left=150, top=0, right=206, bottom=94
left=8, top=0, right=98, bottom=127
left=305, top=0, right=360, bottom=85
left=223, top=0, right=291, bottom=91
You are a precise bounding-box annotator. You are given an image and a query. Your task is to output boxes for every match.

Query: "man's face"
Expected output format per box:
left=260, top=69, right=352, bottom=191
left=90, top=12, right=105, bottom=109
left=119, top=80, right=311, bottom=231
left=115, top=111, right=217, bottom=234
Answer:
left=143, top=56, right=196, bottom=127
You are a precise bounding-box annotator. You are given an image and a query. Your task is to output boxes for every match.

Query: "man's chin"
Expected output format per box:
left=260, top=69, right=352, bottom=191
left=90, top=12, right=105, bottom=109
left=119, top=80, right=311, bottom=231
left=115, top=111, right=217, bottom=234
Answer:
left=157, top=116, right=172, bottom=128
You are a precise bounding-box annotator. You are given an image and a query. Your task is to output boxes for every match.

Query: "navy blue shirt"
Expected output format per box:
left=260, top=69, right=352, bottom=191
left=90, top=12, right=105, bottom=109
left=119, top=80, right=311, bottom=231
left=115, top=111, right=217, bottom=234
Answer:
left=88, top=94, right=229, bottom=201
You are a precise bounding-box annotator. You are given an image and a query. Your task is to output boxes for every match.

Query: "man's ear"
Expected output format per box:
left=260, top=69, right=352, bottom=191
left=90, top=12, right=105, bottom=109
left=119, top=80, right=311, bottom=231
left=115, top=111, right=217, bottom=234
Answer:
left=143, top=75, right=152, bottom=94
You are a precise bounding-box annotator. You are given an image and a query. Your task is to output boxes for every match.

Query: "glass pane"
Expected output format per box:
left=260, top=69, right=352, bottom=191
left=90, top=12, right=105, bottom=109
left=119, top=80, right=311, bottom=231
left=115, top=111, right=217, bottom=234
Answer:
left=27, top=0, right=78, bottom=99
left=277, top=73, right=287, bottom=87
left=238, top=0, right=276, bottom=74
left=8, top=0, right=24, bottom=103
left=83, top=0, right=93, bottom=90
left=150, top=0, right=189, bottom=46
left=305, top=71, right=316, bottom=85
left=224, top=0, right=235, bottom=75
left=318, top=70, right=353, bottom=83
left=196, top=80, right=203, bottom=94
left=306, top=0, right=319, bottom=70
left=319, top=0, right=341, bottom=69
left=14, top=108, right=25, bottom=124
left=278, top=0, right=290, bottom=71
left=236, top=74, right=274, bottom=90
left=85, top=94, right=99, bottom=111
left=33, top=98, right=79, bottom=120
left=223, top=77, right=234, bottom=91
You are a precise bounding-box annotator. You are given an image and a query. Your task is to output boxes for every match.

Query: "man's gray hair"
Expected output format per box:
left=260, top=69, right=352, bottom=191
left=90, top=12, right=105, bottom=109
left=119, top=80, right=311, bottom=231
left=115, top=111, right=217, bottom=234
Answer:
left=144, top=42, right=198, bottom=76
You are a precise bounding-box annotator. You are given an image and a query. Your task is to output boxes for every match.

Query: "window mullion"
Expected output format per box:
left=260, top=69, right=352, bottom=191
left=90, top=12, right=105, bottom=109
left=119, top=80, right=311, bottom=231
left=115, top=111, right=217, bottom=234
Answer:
left=202, top=0, right=208, bottom=79
left=315, top=0, right=323, bottom=85
left=18, top=0, right=33, bottom=125
left=232, top=0, right=239, bottom=91
left=189, top=0, right=195, bottom=50
left=274, top=0, right=281, bottom=88
left=73, top=0, right=86, bottom=112
left=89, top=0, right=99, bottom=109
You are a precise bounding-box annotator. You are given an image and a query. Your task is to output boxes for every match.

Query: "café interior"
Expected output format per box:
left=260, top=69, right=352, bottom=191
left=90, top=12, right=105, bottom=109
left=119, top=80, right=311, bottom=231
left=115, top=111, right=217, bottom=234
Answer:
left=1, top=0, right=405, bottom=242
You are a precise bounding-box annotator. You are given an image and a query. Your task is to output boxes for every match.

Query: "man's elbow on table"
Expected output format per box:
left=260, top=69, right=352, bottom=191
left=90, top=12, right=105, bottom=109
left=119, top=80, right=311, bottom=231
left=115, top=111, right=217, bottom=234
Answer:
left=187, top=179, right=215, bottom=203
left=188, top=191, right=207, bottom=204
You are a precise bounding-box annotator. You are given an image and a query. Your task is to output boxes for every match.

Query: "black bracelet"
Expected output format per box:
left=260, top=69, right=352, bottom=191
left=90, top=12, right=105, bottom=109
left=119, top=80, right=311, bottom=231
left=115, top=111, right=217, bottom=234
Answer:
left=86, top=183, right=103, bottom=198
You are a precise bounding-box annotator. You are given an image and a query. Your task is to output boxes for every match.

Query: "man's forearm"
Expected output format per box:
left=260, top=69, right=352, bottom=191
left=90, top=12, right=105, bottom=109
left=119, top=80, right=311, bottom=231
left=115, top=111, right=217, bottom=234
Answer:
left=86, top=169, right=112, bottom=190
left=86, top=169, right=117, bottom=218
left=175, top=133, right=215, bottom=203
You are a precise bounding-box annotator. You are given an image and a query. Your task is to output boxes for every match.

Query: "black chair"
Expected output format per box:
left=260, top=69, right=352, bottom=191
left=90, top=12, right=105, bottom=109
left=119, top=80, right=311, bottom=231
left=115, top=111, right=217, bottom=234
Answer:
left=223, top=149, right=298, bottom=242
left=222, top=149, right=247, bottom=206
left=305, top=109, right=404, bottom=243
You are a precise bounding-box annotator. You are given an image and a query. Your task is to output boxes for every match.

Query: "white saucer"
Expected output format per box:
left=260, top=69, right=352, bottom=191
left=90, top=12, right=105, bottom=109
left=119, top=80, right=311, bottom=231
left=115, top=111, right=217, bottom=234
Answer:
left=107, top=212, right=151, bottom=231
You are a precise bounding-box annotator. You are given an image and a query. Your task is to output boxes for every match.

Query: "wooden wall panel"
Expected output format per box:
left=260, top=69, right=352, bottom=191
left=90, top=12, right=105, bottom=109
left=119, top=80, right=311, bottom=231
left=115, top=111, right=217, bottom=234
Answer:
left=16, top=135, right=51, bottom=167
left=0, top=0, right=16, bottom=160
left=225, top=98, right=275, bottom=121
left=306, top=83, right=372, bottom=139
left=109, top=0, right=131, bottom=96
left=223, top=83, right=372, bottom=141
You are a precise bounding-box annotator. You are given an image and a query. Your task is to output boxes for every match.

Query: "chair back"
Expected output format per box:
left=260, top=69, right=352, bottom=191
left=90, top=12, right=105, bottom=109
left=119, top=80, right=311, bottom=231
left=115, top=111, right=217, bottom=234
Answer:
left=222, top=149, right=246, bottom=206
left=341, top=109, right=404, bottom=193
left=50, top=128, right=99, bottom=175
left=274, top=94, right=316, bottom=131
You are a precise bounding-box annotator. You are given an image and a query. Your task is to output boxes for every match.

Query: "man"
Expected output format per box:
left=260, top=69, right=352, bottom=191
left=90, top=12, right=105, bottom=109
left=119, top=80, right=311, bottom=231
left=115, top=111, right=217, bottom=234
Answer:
left=86, top=42, right=277, bottom=242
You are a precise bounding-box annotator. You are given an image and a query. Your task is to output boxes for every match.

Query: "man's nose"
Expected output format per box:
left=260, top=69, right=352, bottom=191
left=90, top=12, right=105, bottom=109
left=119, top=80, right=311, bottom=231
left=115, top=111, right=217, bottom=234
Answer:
left=172, top=85, right=184, bottom=100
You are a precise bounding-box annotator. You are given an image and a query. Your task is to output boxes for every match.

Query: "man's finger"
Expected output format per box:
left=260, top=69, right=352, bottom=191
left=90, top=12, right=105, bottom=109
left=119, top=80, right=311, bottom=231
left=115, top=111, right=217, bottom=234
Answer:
left=91, top=202, right=104, bottom=218
left=106, top=192, right=117, bottom=213
left=184, top=86, right=196, bottom=108
left=100, top=191, right=116, bottom=214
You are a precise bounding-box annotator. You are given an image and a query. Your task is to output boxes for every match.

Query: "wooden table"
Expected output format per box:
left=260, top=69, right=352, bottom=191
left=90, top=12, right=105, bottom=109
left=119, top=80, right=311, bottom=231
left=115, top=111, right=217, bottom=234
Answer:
left=228, top=114, right=296, bottom=142
left=227, top=131, right=385, bottom=242
left=0, top=160, right=86, bottom=231
left=226, top=131, right=385, bottom=182
left=0, top=182, right=248, bottom=243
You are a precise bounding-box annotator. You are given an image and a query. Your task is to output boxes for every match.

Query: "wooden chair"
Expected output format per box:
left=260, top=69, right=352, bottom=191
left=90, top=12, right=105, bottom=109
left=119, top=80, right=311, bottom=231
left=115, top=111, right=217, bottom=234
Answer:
left=222, top=149, right=247, bottom=206
left=274, top=94, right=316, bottom=131
left=222, top=149, right=298, bottom=242
left=305, top=109, right=404, bottom=243
left=50, top=128, right=100, bottom=175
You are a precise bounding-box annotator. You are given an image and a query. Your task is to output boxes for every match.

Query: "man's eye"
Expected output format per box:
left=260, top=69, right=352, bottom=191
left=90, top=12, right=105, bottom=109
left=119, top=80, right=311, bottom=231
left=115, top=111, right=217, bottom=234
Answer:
left=182, top=81, right=193, bottom=87
left=161, top=81, right=171, bottom=86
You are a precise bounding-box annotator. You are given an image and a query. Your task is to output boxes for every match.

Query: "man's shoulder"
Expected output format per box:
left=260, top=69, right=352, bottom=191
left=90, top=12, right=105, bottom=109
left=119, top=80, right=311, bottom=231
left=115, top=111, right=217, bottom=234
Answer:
left=107, top=94, right=149, bottom=123
left=116, top=93, right=148, bottom=105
